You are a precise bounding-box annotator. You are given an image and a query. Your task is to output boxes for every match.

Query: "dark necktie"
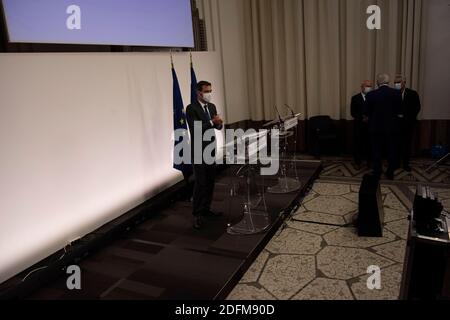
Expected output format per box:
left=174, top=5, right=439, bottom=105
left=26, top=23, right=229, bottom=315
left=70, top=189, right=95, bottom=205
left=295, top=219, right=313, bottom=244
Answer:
left=203, top=105, right=211, bottom=120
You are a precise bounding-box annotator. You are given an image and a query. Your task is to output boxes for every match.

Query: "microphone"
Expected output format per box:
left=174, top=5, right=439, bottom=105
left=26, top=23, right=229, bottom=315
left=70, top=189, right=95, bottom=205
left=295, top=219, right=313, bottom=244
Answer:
left=285, top=104, right=296, bottom=117
left=274, top=105, right=283, bottom=123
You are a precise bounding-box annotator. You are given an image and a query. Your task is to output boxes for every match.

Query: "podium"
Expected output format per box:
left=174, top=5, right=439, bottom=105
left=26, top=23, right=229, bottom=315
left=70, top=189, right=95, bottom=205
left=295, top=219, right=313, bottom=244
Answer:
left=264, top=113, right=303, bottom=194
left=223, top=131, right=270, bottom=235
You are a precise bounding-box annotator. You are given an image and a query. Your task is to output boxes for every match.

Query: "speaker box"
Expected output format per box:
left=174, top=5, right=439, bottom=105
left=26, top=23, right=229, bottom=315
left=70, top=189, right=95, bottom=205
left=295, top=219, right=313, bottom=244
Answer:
left=413, top=185, right=444, bottom=236
left=357, top=174, right=384, bottom=237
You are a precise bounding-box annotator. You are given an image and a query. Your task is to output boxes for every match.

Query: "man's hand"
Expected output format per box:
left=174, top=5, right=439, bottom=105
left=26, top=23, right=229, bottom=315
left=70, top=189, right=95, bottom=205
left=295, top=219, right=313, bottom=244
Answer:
left=212, top=115, right=223, bottom=126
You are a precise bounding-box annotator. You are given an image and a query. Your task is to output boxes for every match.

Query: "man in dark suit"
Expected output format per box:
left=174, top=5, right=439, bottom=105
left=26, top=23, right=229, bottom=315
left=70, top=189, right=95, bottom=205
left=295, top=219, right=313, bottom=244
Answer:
left=351, top=80, right=373, bottom=167
left=365, top=74, right=402, bottom=180
left=186, top=81, right=224, bottom=230
left=394, top=75, right=421, bottom=172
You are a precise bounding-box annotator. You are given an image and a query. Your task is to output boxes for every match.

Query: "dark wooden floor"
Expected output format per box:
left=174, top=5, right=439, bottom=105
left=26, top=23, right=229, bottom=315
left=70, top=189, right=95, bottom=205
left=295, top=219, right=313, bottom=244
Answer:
left=26, top=161, right=322, bottom=300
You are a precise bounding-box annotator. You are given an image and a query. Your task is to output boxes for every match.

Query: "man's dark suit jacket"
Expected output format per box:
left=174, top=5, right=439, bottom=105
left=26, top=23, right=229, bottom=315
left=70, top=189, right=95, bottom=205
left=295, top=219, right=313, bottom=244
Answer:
left=351, top=93, right=366, bottom=122
left=365, top=86, right=403, bottom=134
left=186, top=101, right=223, bottom=159
left=400, top=88, right=421, bottom=125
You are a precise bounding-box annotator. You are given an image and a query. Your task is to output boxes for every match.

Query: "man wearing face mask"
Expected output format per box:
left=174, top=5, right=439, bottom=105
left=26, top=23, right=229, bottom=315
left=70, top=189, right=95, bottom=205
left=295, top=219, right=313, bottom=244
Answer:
left=394, top=75, right=421, bottom=172
left=351, top=80, right=373, bottom=168
left=186, top=81, right=224, bottom=230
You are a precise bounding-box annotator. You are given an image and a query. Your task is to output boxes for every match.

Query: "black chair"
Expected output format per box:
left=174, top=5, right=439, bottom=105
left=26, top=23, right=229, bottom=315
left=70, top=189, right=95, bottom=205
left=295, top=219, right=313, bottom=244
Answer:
left=308, top=116, right=339, bottom=157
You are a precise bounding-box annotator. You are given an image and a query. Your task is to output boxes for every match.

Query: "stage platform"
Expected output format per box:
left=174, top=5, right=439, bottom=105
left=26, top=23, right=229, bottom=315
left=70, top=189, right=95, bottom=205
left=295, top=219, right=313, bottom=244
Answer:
left=5, top=160, right=322, bottom=300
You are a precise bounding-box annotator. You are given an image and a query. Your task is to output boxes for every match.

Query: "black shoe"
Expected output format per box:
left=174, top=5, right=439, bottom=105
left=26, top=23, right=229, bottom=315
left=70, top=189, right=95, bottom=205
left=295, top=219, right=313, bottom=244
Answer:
left=403, top=165, right=412, bottom=172
left=193, top=217, right=203, bottom=230
left=371, top=171, right=381, bottom=180
left=386, top=171, right=394, bottom=180
left=204, top=210, right=222, bottom=217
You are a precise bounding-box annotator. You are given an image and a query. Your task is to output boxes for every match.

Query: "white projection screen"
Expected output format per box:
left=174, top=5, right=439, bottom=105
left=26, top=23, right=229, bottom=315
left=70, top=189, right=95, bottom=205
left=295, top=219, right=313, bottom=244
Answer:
left=1, top=0, right=194, bottom=47
left=0, top=52, right=225, bottom=284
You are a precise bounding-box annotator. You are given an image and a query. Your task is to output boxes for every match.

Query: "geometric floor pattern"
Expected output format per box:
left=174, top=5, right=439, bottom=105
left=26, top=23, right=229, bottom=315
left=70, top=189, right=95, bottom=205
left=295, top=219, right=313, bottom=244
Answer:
left=321, top=158, right=450, bottom=184
left=227, top=159, right=450, bottom=300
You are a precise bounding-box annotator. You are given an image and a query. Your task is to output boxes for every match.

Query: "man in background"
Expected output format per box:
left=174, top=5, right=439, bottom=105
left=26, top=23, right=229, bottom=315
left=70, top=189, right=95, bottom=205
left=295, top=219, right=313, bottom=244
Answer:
left=186, top=81, right=224, bottom=230
left=394, top=75, right=421, bottom=172
left=351, top=80, right=373, bottom=168
left=365, top=74, right=402, bottom=180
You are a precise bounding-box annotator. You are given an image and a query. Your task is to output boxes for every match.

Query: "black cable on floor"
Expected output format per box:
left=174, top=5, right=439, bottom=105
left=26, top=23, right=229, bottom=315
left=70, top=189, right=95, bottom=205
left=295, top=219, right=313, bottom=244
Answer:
left=290, top=217, right=355, bottom=228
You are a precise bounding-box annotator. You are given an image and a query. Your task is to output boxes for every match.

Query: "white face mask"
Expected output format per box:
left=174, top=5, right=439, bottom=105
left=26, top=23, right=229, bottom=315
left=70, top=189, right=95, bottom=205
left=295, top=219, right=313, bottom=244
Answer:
left=364, top=87, right=373, bottom=94
left=394, top=83, right=402, bottom=90
left=202, top=92, right=212, bottom=103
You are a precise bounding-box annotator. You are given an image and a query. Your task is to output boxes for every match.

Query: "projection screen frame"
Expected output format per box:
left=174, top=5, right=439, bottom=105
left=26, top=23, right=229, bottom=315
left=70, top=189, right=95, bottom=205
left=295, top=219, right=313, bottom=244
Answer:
left=0, top=0, right=195, bottom=49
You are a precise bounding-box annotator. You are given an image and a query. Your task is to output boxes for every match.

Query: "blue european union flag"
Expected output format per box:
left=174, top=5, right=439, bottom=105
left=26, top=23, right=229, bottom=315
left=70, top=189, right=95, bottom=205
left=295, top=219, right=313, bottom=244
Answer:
left=190, top=65, right=198, bottom=104
left=172, top=67, right=192, bottom=174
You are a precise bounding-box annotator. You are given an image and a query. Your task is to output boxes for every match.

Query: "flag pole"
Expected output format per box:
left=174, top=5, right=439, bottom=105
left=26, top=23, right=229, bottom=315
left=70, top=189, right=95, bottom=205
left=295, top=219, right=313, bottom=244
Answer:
left=170, top=50, right=174, bottom=68
left=190, top=50, right=193, bottom=68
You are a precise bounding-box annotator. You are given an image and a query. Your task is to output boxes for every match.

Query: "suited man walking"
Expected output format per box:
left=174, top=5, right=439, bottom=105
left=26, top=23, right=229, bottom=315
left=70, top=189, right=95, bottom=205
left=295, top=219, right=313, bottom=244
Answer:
left=365, top=74, right=402, bottom=180
left=186, top=81, right=224, bottom=230
left=351, top=80, right=373, bottom=167
left=394, top=75, right=421, bottom=172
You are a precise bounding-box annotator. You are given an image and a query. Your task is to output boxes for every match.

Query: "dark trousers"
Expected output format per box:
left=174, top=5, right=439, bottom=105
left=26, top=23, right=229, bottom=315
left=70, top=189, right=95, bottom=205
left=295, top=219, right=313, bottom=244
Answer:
left=354, top=122, right=370, bottom=164
left=399, top=122, right=415, bottom=167
left=371, top=131, right=398, bottom=176
left=192, top=164, right=216, bottom=217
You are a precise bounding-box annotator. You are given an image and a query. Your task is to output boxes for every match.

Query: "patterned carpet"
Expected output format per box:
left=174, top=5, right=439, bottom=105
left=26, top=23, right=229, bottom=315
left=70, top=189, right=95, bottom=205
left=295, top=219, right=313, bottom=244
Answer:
left=226, top=158, right=450, bottom=300
left=321, top=158, right=450, bottom=184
